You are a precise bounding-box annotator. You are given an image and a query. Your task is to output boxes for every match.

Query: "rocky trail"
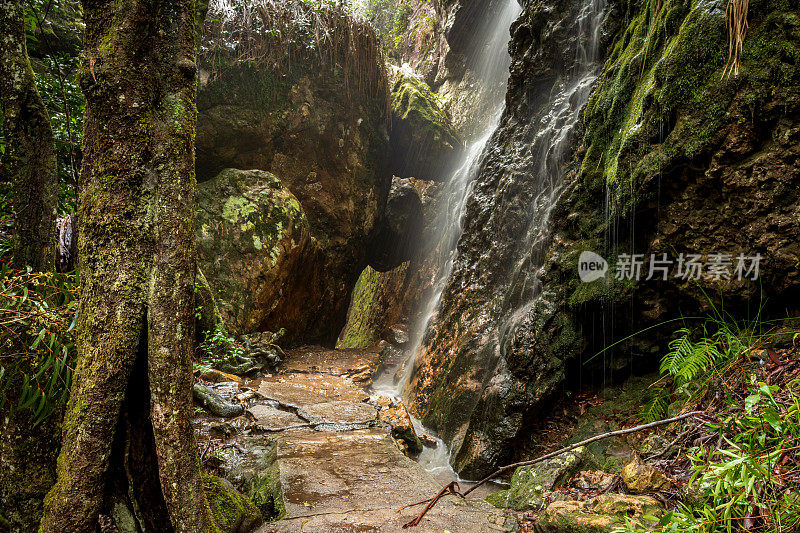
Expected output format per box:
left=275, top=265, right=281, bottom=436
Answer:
left=194, top=346, right=514, bottom=532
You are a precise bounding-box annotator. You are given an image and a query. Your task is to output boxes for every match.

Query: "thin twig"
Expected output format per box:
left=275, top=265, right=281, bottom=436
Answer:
left=402, top=482, right=460, bottom=529
left=400, top=410, right=706, bottom=527
left=461, top=410, right=706, bottom=498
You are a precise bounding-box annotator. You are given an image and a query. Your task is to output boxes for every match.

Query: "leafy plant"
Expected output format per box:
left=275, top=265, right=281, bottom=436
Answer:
left=196, top=325, right=245, bottom=372
left=0, top=265, right=78, bottom=425
left=618, top=379, right=800, bottom=533
left=640, top=298, right=769, bottom=422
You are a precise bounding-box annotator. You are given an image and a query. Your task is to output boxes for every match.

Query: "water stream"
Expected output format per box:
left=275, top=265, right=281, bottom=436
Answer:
left=371, top=0, right=522, bottom=482
left=373, top=0, right=608, bottom=480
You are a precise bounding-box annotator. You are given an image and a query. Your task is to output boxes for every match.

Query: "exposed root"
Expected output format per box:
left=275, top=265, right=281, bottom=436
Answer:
left=722, top=0, right=749, bottom=78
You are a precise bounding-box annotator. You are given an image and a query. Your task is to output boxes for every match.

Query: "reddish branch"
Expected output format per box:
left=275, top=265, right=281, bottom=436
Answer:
left=400, top=410, right=706, bottom=527
left=402, top=482, right=461, bottom=528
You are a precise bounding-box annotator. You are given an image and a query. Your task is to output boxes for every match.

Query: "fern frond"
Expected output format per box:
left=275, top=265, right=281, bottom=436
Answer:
left=641, top=390, right=669, bottom=423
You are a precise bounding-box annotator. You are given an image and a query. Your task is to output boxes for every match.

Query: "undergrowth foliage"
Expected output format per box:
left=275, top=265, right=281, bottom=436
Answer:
left=202, top=0, right=390, bottom=117
left=0, top=266, right=77, bottom=425
left=196, top=324, right=245, bottom=372
left=619, top=378, right=800, bottom=533
left=642, top=304, right=765, bottom=424
left=621, top=301, right=800, bottom=532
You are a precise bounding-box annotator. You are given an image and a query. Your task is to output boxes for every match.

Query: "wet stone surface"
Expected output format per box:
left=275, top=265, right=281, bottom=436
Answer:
left=296, top=401, right=378, bottom=431
left=247, top=404, right=309, bottom=432
left=196, top=345, right=512, bottom=532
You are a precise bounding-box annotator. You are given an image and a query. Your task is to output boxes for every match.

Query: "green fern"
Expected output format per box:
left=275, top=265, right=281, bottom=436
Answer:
left=660, top=327, right=726, bottom=385
left=641, top=389, right=669, bottom=423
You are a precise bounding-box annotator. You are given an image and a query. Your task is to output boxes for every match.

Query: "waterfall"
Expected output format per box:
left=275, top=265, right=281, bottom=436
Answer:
left=393, top=0, right=609, bottom=478
left=503, top=0, right=606, bottom=331
left=373, top=0, right=521, bottom=399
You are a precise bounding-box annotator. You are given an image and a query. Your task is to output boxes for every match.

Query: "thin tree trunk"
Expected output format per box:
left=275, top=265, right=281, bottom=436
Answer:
left=0, top=3, right=59, bottom=530
left=38, top=0, right=256, bottom=531
left=0, top=0, right=57, bottom=271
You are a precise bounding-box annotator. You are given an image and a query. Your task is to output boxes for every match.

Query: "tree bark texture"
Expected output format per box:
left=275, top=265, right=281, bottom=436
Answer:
left=37, top=0, right=250, bottom=531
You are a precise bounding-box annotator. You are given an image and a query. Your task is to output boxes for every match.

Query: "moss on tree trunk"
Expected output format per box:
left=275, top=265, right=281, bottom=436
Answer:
left=0, top=2, right=60, bottom=530
left=37, top=0, right=259, bottom=531
left=0, top=0, right=57, bottom=271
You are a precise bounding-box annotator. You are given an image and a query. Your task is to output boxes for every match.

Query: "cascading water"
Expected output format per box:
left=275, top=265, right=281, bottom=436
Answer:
left=503, top=0, right=606, bottom=331
left=395, top=0, right=609, bottom=478
left=371, top=0, right=521, bottom=480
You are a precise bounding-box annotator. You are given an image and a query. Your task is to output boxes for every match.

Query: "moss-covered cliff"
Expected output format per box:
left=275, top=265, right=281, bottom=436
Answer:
left=406, top=0, right=800, bottom=478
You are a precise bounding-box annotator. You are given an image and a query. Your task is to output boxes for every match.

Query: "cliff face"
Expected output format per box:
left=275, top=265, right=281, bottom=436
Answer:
left=194, top=2, right=391, bottom=345
left=407, top=0, right=800, bottom=478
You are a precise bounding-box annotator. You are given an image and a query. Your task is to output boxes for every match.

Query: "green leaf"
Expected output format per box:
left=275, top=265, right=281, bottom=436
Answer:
left=762, top=407, right=782, bottom=432
left=744, top=393, right=761, bottom=413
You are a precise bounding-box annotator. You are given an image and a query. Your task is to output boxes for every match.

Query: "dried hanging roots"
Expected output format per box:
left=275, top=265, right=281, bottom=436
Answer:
left=723, top=0, right=749, bottom=78
left=202, top=0, right=390, bottom=117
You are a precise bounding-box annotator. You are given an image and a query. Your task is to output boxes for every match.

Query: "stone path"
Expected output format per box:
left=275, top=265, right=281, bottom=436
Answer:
left=196, top=345, right=513, bottom=532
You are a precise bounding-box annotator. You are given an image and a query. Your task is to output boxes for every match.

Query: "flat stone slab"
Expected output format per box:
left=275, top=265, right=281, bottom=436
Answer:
left=254, top=374, right=369, bottom=409
left=256, top=429, right=511, bottom=532
left=281, top=344, right=383, bottom=376
left=247, top=404, right=309, bottom=432
left=297, top=401, right=378, bottom=430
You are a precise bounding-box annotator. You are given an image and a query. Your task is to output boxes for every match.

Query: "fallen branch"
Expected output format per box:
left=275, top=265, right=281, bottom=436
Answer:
left=400, top=410, right=706, bottom=527
left=402, top=482, right=460, bottom=528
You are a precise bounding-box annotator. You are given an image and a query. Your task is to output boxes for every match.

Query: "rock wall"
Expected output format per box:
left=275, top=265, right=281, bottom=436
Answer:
left=195, top=3, right=391, bottom=346
left=407, top=0, right=800, bottom=478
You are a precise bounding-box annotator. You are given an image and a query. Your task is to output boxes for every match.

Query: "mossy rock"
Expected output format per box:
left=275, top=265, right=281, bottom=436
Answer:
left=620, top=456, right=672, bottom=494
left=204, top=473, right=263, bottom=533
left=197, top=168, right=328, bottom=343
left=534, top=494, right=663, bottom=533
left=389, top=64, right=461, bottom=181
left=485, top=489, right=509, bottom=509
left=504, top=447, right=586, bottom=511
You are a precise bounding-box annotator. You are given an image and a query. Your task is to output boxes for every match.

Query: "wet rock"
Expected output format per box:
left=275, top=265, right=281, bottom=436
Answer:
left=280, top=344, right=382, bottom=376
left=297, top=401, right=378, bottom=431
left=257, top=374, right=369, bottom=409
left=247, top=404, right=309, bottom=432
left=196, top=16, right=391, bottom=346
left=215, top=355, right=264, bottom=376
left=567, top=419, right=636, bottom=474
left=384, top=324, right=410, bottom=347
left=380, top=341, right=407, bottom=369
left=257, top=381, right=329, bottom=409
left=201, top=368, right=243, bottom=384
left=418, top=433, right=438, bottom=448
left=240, top=331, right=284, bottom=370
left=203, top=472, right=264, bottom=532
left=620, top=456, right=672, bottom=494
left=534, top=494, right=663, bottom=533
left=193, top=383, right=244, bottom=418
left=378, top=400, right=423, bottom=456
left=346, top=363, right=373, bottom=384
left=338, top=180, right=444, bottom=350
left=573, top=470, right=617, bottom=492
left=388, top=65, right=461, bottom=182
left=208, top=421, right=240, bottom=438
left=367, top=178, right=424, bottom=272
left=505, top=447, right=585, bottom=511
left=408, top=0, right=800, bottom=481
left=485, top=489, right=509, bottom=509
left=197, top=169, right=316, bottom=344
left=259, top=429, right=511, bottom=532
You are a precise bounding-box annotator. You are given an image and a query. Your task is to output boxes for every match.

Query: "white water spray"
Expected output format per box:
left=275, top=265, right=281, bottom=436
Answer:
left=372, top=0, right=522, bottom=481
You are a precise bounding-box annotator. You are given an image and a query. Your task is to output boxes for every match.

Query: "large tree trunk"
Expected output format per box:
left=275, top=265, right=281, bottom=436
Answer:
left=38, top=0, right=259, bottom=531
left=0, top=0, right=57, bottom=271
